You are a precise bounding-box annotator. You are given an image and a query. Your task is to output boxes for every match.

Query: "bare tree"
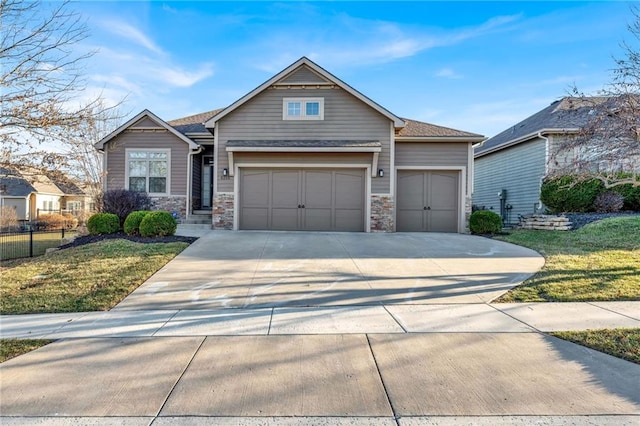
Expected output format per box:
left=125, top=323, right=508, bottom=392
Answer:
left=0, top=0, right=114, bottom=155
left=551, top=7, right=640, bottom=188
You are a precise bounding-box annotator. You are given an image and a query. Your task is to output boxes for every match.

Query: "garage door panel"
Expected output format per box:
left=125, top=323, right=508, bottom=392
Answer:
left=303, top=208, right=332, bottom=231
left=335, top=171, right=365, bottom=209
left=240, top=168, right=364, bottom=232
left=241, top=208, right=269, bottom=230
left=241, top=171, right=270, bottom=207
left=397, top=170, right=459, bottom=233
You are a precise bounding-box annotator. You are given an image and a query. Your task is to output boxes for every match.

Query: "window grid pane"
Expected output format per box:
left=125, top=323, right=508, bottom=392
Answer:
left=287, top=102, right=301, bottom=116
left=129, top=177, right=147, bottom=192
left=306, top=102, right=319, bottom=116
left=149, top=177, right=166, bottom=193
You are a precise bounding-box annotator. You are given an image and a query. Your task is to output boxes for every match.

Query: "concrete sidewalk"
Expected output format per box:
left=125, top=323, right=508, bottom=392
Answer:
left=2, top=302, right=639, bottom=338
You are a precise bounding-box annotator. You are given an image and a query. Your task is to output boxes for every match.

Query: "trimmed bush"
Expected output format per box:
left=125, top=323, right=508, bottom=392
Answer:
left=593, top=191, right=624, bottom=213
left=469, top=210, right=503, bottom=234
left=87, top=213, right=120, bottom=235
left=102, top=189, right=151, bottom=225
left=540, top=176, right=604, bottom=213
left=139, top=211, right=177, bottom=237
left=123, top=210, right=150, bottom=235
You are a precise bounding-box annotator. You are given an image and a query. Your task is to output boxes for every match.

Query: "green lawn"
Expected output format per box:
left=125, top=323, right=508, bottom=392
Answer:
left=495, top=216, right=640, bottom=302
left=551, top=328, right=640, bottom=364
left=0, top=239, right=189, bottom=314
left=0, top=230, right=77, bottom=261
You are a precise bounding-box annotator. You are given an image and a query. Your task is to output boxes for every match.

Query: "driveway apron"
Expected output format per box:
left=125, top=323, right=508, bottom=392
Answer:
left=113, top=231, right=544, bottom=310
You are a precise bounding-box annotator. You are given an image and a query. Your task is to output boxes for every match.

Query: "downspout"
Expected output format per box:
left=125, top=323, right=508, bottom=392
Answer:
left=537, top=132, right=550, bottom=213
left=186, top=146, right=204, bottom=220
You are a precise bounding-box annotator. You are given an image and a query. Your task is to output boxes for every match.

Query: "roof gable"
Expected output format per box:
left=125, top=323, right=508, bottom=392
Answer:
left=167, top=108, right=224, bottom=134
left=205, top=57, right=406, bottom=128
left=95, top=109, right=200, bottom=150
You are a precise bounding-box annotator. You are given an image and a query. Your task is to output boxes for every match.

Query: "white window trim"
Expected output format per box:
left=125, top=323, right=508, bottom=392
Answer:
left=283, top=97, right=324, bottom=120
left=125, top=148, right=171, bottom=196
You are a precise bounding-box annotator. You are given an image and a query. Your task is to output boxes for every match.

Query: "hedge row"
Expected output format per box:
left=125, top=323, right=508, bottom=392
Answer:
left=87, top=210, right=177, bottom=237
left=541, top=175, right=640, bottom=213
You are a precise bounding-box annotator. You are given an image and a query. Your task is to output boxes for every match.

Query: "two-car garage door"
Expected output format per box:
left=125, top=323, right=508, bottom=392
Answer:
left=239, top=168, right=365, bottom=231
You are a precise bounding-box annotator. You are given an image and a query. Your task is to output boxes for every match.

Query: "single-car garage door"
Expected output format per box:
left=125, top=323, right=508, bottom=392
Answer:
left=397, top=170, right=459, bottom=232
left=240, top=168, right=365, bottom=231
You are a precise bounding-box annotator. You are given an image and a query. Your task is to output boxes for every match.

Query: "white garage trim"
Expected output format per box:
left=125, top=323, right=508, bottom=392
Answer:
left=233, top=162, right=372, bottom=232
left=395, top=165, right=467, bottom=233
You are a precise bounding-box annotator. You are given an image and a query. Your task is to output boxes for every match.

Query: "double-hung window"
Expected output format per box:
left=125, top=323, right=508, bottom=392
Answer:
left=283, top=98, right=324, bottom=120
left=127, top=150, right=169, bottom=195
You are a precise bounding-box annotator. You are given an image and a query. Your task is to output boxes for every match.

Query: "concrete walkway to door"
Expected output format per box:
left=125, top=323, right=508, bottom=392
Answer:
left=113, top=231, right=545, bottom=310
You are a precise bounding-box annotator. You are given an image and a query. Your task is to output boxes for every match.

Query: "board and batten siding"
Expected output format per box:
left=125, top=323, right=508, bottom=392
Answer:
left=473, top=137, right=547, bottom=225
left=216, top=87, right=392, bottom=193
left=105, top=130, right=189, bottom=196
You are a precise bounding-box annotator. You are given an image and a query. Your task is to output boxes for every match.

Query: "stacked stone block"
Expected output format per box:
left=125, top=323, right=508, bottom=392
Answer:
left=519, top=214, right=572, bottom=231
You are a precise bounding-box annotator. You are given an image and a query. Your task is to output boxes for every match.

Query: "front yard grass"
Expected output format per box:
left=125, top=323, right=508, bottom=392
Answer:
left=551, top=328, right=640, bottom=364
left=495, top=216, right=640, bottom=302
left=0, top=339, right=53, bottom=363
left=0, top=239, right=189, bottom=314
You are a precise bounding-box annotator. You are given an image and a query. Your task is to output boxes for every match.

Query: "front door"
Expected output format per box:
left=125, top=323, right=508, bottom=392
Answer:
left=202, top=156, right=214, bottom=208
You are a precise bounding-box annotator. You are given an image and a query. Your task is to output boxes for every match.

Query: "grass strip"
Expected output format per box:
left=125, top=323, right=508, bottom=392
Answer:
left=551, top=328, right=640, bottom=364
left=1, top=239, right=188, bottom=314
left=0, top=339, right=53, bottom=363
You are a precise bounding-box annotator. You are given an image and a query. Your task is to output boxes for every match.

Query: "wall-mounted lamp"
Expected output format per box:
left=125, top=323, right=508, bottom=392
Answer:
left=377, top=169, right=384, bottom=178
left=222, top=168, right=228, bottom=177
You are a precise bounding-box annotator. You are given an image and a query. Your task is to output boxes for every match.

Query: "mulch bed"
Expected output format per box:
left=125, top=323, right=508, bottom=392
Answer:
left=59, top=232, right=197, bottom=249
left=564, top=212, right=640, bottom=229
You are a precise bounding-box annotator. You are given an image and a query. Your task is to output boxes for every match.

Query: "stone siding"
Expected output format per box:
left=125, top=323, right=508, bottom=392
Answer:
left=212, top=193, right=234, bottom=230
left=150, top=197, right=186, bottom=220
left=519, top=214, right=572, bottom=231
left=464, top=195, right=472, bottom=233
left=370, top=195, right=394, bottom=232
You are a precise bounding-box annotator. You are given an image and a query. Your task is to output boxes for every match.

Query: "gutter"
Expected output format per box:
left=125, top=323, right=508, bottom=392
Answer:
left=474, top=128, right=579, bottom=158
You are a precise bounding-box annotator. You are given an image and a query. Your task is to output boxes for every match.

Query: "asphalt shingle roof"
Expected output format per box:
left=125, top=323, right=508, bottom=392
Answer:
left=0, top=167, right=35, bottom=197
left=167, top=109, right=225, bottom=134
left=398, top=118, right=483, bottom=138
left=475, top=97, right=610, bottom=156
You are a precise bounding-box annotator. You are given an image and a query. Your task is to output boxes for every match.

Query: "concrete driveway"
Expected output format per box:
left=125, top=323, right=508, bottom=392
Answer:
left=114, top=231, right=544, bottom=310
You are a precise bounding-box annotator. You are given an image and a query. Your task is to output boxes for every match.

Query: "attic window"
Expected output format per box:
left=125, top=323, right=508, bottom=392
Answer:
left=283, top=98, right=324, bottom=120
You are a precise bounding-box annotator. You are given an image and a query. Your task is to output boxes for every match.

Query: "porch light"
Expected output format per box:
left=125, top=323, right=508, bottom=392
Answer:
left=377, top=169, right=384, bottom=178
left=222, top=168, right=228, bottom=177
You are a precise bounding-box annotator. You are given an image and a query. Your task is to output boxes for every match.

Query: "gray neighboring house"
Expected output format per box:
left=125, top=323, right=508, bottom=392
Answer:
left=473, top=96, right=636, bottom=225
left=96, top=57, right=484, bottom=232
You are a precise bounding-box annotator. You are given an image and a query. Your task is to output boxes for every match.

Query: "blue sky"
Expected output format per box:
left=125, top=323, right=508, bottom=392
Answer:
left=72, top=1, right=633, bottom=137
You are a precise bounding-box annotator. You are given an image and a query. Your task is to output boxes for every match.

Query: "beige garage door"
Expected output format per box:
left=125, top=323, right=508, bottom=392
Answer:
left=397, top=170, right=459, bottom=232
left=240, top=168, right=365, bottom=231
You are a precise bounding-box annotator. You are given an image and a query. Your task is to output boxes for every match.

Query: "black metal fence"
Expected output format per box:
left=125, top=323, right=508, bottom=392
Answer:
left=0, top=228, right=74, bottom=261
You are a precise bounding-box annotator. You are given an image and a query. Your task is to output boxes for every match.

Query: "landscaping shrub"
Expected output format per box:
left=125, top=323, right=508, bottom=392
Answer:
left=87, top=213, right=120, bottom=235
left=139, top=211, right=177, bottom=237
left=613, top=183, right=640, bottom=211
left=123, top=210, right=150, bottom=235
left=593, top=191, right=624, bottom=213
left=102, top=189, right=151, bottom=225
left=469, top=210, right=503, bottom=234
left=37, top=213, right=77, bottom=230
left=540, top=176, right=604, bottom=213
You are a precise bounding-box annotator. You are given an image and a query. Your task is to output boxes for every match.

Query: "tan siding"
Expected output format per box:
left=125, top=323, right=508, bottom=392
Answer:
left=131, top=117, right=163, bottom=128
left=104, top=130, right=189, bottom=195
left=395, top=142, right=469, bottom=167
left=217, top=87, right=391, bottom=193
left=279, top=66, right=328, bottom=83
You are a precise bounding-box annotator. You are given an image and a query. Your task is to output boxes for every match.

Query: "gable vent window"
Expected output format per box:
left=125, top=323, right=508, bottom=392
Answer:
left=283, top=98, right=324, bottom=120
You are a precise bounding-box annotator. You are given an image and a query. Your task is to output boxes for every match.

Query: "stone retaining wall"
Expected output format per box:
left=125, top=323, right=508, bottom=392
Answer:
left=519, top=214, right=572, bottom=231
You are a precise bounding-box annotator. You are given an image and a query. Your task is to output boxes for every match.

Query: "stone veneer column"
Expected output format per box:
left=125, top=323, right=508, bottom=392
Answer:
left=464, top=195, right=472, bottom=233
left=212, top=193, right=234, bottom=230
left=150, top=197, right=187, bottom=220
left=370, top=195, right=394, bottom=232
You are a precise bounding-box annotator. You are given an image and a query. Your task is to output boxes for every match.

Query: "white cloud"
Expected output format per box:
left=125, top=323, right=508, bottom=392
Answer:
left=100, top=20, right=164, bottom=55
left=435, top=68, right=463, bottom=79
left=155, top=63, right=215, bottom=88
